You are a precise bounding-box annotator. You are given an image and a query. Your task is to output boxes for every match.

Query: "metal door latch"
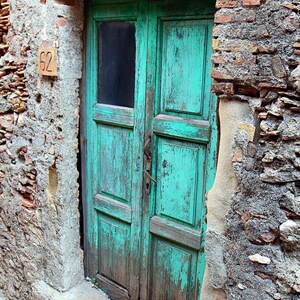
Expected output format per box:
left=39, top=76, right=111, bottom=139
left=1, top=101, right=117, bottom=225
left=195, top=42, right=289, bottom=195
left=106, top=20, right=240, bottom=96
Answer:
left=143, top=135, right=156, bottom=195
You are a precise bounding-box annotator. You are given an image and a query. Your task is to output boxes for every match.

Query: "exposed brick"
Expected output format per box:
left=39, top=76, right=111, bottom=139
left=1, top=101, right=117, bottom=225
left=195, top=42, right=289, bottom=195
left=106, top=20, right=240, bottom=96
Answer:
left=215, top=9, right=256, bottom=23
left=258, top=82, right=288, bottom=89
left=236, top=84, right=259, bottom=96
left=213, top=38, right=258, bottom=53
left=257, top=45, right=276, bottom=54
left=212, top=82, right=235, bottom=95
left=54, top=0, right=75, bottom=5
left=243, top=0, right=261, bottom=7
left=234, top=55, right=257, bottom=65
left=211, top=53, right=225, bottom=64
left=216, top=0, right=238, bottom=8
left=214, top=10, right=234, bottom=23
left=211, top=68, right=234, bottom=80
left=211, top=68, right=222, bottom=80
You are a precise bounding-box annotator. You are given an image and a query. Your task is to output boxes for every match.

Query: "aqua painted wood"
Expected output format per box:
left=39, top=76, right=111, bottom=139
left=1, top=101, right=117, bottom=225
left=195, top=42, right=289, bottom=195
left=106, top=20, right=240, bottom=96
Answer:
left=85, top=0, right=216, bottom=299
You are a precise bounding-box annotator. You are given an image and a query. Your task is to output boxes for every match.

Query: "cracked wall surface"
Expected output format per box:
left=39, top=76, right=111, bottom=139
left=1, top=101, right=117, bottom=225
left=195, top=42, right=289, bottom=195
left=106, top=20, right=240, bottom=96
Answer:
left=0, top=0, right=84, bottom=299
left=204, top=0, right=300, bottom=299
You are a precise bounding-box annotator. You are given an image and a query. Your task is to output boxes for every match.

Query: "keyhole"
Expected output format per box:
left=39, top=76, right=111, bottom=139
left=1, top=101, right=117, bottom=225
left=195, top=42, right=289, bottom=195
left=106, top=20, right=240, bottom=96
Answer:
left=162, top=159, right=167, bottom=168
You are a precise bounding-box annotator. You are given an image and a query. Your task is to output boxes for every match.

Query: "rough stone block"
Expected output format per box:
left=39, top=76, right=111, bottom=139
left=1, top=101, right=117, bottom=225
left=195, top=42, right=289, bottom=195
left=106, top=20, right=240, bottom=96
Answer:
left=212, top=82, right=235, bottom=95
left=271, top=55, right=287, bottom=78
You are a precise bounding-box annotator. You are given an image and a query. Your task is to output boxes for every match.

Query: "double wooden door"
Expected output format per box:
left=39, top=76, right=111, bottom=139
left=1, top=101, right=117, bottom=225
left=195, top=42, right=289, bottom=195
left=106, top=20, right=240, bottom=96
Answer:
left=84, top=0, right=216, bottom=299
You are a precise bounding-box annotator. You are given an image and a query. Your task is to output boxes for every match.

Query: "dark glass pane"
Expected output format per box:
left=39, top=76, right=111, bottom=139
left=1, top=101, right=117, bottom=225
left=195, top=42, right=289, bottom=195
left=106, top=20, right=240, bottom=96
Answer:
left=98, top=22, right=136, bottom=108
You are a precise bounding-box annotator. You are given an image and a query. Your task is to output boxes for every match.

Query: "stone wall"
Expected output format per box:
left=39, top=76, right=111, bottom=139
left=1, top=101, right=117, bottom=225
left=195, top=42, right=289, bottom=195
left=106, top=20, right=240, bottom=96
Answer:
left=204, top=0, right=300, bottom=299
left=0, top=0, right=84, bottom=299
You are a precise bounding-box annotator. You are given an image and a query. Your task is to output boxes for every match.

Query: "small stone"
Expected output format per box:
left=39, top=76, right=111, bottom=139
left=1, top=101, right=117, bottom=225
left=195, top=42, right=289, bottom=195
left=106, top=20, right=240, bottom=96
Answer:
left=280, top=220, right=297, bottom=231
left=258, top=112, right=268, bottom=119
left=271, top=55, right=287, bottom=78
left=281, top=1, right=299, bottom=11
left=57, top=16, right=67, bottom=27
left=238, top=283, right=246, bottom=290
left=290, top=65, right=300, bottom=93
left=0, top=145, right=7, bottom=153
left=282, top=12, right=300, bottom=32
left=279, top=220, right=300, bottom=251
left=232, top=147, right=243, bottom=162
left=262, top=151, right=276, bottom=163
left=260, top=231, right=276, bottom=243
left=49, top=145, right=55, bottom=155
left=273, top=293, right=281, bottom=300
left=294, top=158, right=300, bottom=168
left=248, top=253, right=271, bottom=264
left=293, top=42, right=300, bottom=49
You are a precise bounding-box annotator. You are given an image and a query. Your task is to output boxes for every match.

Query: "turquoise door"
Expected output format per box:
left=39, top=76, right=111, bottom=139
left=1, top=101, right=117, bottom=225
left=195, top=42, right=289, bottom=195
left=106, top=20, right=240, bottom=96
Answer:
left=85, top=1, right=216, bottom=299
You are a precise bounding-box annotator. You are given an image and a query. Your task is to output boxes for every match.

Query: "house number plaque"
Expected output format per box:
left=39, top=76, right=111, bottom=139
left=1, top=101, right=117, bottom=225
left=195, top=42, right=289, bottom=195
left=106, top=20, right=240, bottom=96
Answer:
left=38, top=47, right=58, bottom=76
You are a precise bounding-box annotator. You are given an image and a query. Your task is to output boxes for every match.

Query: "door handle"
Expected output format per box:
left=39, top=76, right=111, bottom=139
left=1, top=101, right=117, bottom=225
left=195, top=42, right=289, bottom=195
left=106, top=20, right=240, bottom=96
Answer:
left=143, top=135, right=156, bottom=195
left=144, top=170, right=157, bottom=183
left=143, top=136, right=151, bottom=161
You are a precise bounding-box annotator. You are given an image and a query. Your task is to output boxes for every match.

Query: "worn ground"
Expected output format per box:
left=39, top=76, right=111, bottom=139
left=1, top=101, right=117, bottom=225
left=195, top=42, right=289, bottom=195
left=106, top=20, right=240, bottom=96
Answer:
left=1, top=281, right=110, bottom=300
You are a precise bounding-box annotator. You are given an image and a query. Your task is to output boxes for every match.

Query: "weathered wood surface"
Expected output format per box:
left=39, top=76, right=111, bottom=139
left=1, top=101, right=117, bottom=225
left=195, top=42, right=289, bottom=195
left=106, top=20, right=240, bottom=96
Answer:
left=85, top=0, right=216, bottom=299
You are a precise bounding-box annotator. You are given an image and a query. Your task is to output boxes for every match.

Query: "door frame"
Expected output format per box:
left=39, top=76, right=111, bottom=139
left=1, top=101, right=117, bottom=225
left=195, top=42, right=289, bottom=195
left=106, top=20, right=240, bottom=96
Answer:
left=80, top=0, right=218, bottom=297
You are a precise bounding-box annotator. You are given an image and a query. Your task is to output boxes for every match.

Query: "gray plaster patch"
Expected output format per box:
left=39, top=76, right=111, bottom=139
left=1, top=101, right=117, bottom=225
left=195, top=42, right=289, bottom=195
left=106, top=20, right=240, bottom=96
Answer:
left=205, top=230, right=228, bottom=289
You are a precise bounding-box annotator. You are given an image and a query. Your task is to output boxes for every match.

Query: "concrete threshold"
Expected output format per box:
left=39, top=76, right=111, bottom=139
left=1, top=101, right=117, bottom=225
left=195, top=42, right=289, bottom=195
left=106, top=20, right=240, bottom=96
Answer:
left=32, top=279, right=110, bottom=300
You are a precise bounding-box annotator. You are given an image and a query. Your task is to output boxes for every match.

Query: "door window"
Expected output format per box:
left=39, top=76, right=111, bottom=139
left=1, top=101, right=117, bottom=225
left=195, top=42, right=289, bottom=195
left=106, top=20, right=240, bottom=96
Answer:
left=98, top=21, right=136, bottom=108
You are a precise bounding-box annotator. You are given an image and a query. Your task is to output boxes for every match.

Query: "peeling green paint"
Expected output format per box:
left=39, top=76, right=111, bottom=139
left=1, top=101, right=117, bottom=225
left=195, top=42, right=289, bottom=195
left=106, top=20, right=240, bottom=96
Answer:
left=85, top=0, right=216, bottom=299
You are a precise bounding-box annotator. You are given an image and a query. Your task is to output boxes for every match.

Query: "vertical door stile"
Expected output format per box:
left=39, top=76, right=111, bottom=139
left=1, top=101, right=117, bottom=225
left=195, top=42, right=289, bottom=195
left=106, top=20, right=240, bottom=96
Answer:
left=129, top=1, right=148, bottom=298
left=86, top=7, right=99, bottom=277
left=139, top=1, right=158, bottom=298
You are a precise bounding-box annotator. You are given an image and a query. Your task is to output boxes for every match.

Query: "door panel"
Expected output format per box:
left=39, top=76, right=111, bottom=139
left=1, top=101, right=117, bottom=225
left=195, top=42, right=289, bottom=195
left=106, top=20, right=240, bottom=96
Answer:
left=99, top=215, right=131, bottom=288
left=141, top=1, right=215, bottom=299
left=99, top=125, right=133, bottom=202
left=155, top=138, right=207, bottom=227
left=150, top=238, right=198, bottom=300
left=85, top=1, right=216, bottom=299
left=160, top=20, right=208, bottom=116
